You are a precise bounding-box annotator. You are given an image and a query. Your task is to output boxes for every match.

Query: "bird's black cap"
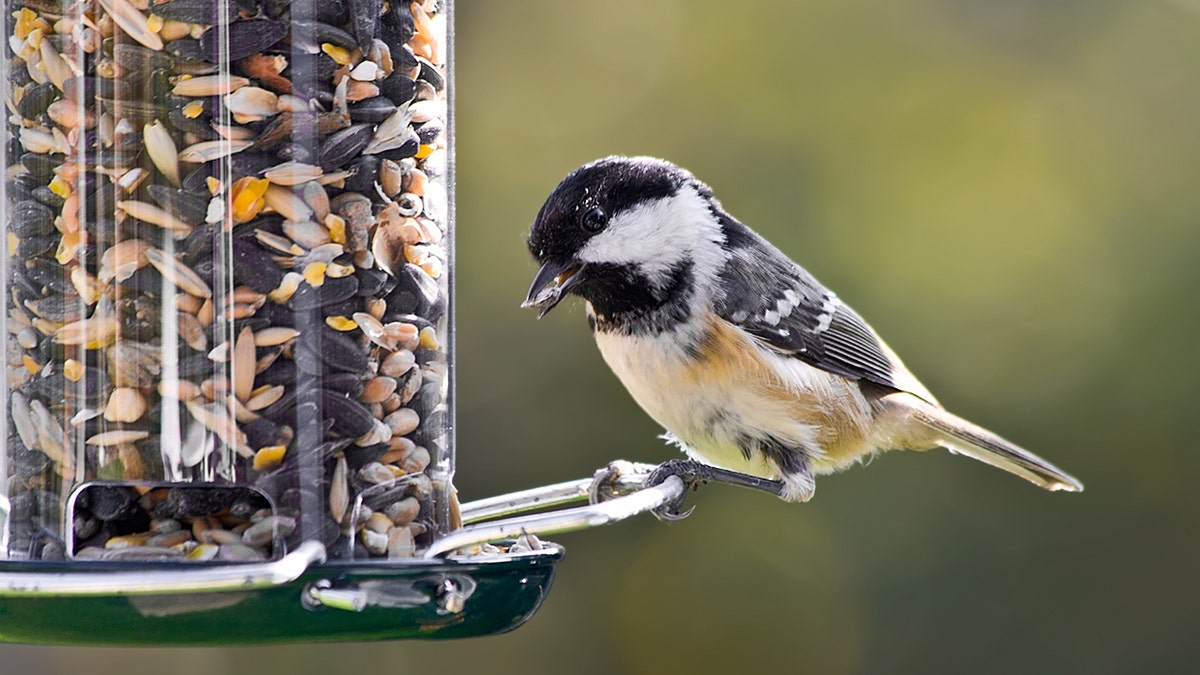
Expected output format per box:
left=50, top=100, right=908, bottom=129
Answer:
left=527, top=156, right=691, bottom=264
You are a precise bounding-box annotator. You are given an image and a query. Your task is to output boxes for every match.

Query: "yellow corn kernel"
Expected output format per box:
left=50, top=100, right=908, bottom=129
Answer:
left=252, top=445, right=287, bottom=471
left=8, top=232, right=18, bottom=256
left=268, top=272, right=303, bottom=303
left=182, top=101, right=205, bottom=119
left=13, top=9, right=38, bottom=39
left=415, top=144, right=435, bottom=160
left=206, top=176, right=222, bottom=195
left=325, top=214, right=346, bottom=244
left=25, top=27, right=44, bottom=50
left=188, top=544, right=219, bottom=560
left=230, top=176, right=269, bottom=224
left=63, top=358, right=85, bottom=382
left=105, top=534, right=149, bottom=549
left=303, top=261, right=327, bottom=287
left=55, top=231, right=82, bottom=264
left=321, top=43, right=352, bottom=66
left=22, top=355, right=42, bottom=375
left=325, top=315, right=357, bottom=331
left=146, top=13, right=164, bottom=33
left=418, top=326, right=439, bottom=351
left=48, top=175, right=71, bottom=199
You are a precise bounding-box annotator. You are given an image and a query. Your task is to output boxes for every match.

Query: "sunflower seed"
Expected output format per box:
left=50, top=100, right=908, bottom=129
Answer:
left=199, top=20, right=287, bottom=62
left=318, top=123, right=373, bottom=171
left=151, top=0, right=238, bottom=25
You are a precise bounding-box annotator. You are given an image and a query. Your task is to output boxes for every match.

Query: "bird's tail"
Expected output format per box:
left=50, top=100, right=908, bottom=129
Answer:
left=903, top=401, right=1083, bottom=493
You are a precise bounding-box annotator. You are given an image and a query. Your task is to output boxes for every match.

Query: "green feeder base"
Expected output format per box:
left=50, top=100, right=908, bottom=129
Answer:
left=0, top=546, right=563, bottom=645
left=0, top=462, right=687, bottom=646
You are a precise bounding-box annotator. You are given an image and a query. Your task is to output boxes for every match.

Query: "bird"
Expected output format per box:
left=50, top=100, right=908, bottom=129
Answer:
left=522, top=156, right=1083, bottom=504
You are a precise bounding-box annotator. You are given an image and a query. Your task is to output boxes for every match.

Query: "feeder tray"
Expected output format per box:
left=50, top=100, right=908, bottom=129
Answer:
left=0, top=463, right=685, bottom=644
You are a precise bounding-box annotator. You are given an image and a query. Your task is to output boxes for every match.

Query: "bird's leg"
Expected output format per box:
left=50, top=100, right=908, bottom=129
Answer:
left=644, top=459, right=786, bottom=520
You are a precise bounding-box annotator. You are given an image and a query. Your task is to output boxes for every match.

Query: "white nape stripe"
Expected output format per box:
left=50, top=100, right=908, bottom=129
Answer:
left=577, top=186, right=726, bottom=294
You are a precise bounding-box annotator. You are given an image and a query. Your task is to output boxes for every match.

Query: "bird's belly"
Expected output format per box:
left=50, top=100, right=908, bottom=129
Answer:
left=592, top=316, right=876, bottom=477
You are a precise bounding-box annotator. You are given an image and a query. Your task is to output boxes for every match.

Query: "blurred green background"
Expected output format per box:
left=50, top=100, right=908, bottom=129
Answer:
left=6, top=0, right=1200, bottom=672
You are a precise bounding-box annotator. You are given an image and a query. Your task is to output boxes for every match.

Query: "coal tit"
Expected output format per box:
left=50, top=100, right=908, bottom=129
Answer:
left=523, top=156, right=1082, bottom=502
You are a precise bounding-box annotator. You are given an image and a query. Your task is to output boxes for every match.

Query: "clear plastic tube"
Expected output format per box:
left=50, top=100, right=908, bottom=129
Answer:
left=2, top=0, right=452, bottom=562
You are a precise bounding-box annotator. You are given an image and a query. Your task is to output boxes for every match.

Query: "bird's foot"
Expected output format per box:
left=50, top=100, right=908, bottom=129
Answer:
left=588, top=461, right=626, bottom=505
left=643, top=459, right=788, bottom=521
left=643, top=458, right=698, bottom=521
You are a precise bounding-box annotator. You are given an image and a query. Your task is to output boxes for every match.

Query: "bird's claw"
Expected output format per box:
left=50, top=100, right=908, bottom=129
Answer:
left=644, top=459, right=705, bottom=521
left=589, top=460, right=696, bottom=520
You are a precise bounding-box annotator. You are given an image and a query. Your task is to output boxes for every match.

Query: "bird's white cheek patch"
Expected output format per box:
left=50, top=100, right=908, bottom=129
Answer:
left=576, top=188, right=725, bottom=287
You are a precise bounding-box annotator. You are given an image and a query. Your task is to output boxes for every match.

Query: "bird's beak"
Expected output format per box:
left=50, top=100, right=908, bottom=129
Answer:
left=522, top=260, right=587, bottom=318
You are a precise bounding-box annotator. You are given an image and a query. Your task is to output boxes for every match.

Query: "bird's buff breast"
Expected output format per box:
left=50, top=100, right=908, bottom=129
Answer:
left=590, top=312, right=875, bottom=478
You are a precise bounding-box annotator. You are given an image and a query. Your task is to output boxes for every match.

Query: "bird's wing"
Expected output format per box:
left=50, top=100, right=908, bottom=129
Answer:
left=714, top=225, right=937, bottom=404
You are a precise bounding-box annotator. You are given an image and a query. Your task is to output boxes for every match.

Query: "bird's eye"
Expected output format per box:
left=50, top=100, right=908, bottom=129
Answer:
left=581, top=206, right=608, bottom=233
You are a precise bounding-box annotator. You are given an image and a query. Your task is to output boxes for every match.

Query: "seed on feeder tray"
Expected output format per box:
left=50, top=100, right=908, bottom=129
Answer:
left=385, top=497, right=420, bottom=527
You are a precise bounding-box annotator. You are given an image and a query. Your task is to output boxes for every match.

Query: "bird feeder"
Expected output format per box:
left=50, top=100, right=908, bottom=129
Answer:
left=0, top=0, right=696, bottom=644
